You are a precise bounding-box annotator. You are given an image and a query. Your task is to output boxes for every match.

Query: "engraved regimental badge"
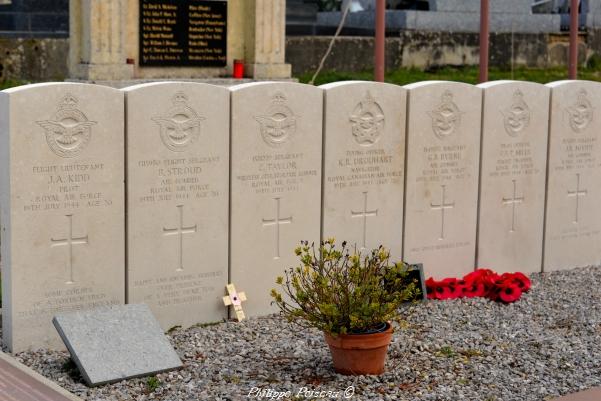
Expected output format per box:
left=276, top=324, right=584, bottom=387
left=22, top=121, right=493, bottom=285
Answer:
left=349, top=91, right=385, bottom=146
left=429, top=90, right=462, bottom=139
left=152, top=92, right=205, bottom=152
left=37, top=93, right=97, bottom=158
left=502, top=89, right=531, bottom=137
left=567, top=89, right=593, bottom=133
left=254, top=92, right=298, bottom=147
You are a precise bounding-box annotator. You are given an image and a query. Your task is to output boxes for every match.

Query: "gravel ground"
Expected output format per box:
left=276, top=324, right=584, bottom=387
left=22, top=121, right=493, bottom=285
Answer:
left=8, top=266, right=601, bottom=401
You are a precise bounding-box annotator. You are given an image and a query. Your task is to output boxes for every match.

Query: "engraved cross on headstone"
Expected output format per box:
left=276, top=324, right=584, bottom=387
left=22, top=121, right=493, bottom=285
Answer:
left=502, top=179, right=525, bottom=233
left=567, top=173, right=587, bottom=224
left=430, top=185, right=455, bottom=240
left=262, top=197, right=292, bottom=259
left=351, top=191, right=378, bottom=249
left=163, top=205, right=197, bottom=272
left=50, top=214, right=88, bottom=285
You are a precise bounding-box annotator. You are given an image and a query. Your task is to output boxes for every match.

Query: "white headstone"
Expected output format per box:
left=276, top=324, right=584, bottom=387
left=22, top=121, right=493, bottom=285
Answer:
left=477, top=81, right=549, bottom=274
left=321, top=81, right=406, bottom=259
left=230, top=82, right=322, bottom=317
left=124, top=82, right=229, bottom=329
left=544, top=80, right=601, bottom=271
left=0, top=83, right=125, bottom=352
left=403, top=81, right=481, bottom=278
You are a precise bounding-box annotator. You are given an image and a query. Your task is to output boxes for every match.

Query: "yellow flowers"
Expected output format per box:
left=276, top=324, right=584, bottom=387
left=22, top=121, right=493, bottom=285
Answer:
left=270, top=239, right=418, bottom=336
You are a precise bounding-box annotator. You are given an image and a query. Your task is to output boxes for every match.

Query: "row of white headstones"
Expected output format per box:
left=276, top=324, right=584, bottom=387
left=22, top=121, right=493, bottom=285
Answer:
left=0, top=80, right=598, bottom=352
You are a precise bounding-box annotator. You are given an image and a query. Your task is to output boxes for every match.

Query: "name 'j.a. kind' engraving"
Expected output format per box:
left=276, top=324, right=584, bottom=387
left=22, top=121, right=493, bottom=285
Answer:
left=37, top=93, right=97, bottom=158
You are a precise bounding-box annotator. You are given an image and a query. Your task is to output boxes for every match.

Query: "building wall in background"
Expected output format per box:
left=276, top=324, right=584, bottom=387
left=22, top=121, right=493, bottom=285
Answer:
left=0, top=31, right=595, bottom=82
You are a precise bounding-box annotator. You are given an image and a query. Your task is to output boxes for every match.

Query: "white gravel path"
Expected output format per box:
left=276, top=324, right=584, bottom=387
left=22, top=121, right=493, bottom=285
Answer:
left=8, top=266, right=601, bottom=401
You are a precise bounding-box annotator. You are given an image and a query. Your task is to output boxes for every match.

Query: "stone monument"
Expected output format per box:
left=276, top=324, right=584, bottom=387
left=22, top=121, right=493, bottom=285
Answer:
left=124, top=82, right=229, bottom=330
left=0, top=83, right=125, bottom=352
left=477, top=81, right=549, bottom=274
left=68, top=0, right=291, bottom=81
left=403, top=81, right=482, bottom=279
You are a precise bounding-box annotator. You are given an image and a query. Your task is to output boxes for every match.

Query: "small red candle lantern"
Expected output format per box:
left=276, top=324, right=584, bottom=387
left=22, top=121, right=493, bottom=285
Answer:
left=233, top=59, right=244, bottom=79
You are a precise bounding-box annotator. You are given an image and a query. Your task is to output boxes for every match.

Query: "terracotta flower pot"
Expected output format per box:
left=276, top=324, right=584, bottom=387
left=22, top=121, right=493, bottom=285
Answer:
left=324, top=323, right=393, bottom=375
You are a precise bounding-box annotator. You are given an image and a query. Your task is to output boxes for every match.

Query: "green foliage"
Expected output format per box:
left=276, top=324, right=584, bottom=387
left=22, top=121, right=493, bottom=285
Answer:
left=146, top=376, right=160, bottom=392
left=437, top=346, right=456, bottom=358
left=587, top=54, right=601, bottom=70
left=0, top=79, right=29, bottom=91
left=271, top=239, right=419, bottom=336
left=297, top=65, right=601, bottom=86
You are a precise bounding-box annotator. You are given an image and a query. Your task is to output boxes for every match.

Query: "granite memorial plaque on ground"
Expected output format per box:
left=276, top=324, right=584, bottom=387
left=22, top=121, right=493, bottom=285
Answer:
left=53, top=304, right=182, bottom=386
left=139, top=0, right=227, bottom=67
left=124, top=82, right=228, bottom=330
left=544, top=81, right=601, bottom=271
left=403, top=81, right=481, bottom=278
left=477, top=81, right=549, bottom=274
left=0, top=83, right=125, bottom=352
left=230, top=82, right=322, bottom=317
left=321, top=81, right=406, bottom=260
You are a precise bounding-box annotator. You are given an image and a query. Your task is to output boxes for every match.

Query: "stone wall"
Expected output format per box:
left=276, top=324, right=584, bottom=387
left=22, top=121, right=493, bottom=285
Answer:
left=286, top=31, right=591, bottom=76
left=0, top=31, right=596, bottom=82
left=0, top=37, right=68, bottom=82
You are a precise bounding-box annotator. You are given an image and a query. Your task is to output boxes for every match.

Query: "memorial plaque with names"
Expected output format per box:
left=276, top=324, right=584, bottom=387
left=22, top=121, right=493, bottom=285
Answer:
left=544, top=80, right=601, bottom=271
left=139, top=0, right=227, bottom=67
left=0, top=83, right=125, bottom=352
left=403, top=81, right=482, bottom=279
left=477, top=81, right=549, bottom=274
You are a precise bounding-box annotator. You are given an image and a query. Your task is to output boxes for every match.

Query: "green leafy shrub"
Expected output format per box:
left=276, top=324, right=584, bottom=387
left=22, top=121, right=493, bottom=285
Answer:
left=271, top=239, right=419, bottom=336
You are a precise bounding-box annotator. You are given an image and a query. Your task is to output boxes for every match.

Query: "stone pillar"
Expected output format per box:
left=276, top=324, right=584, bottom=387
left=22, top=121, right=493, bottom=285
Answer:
left=69, top=0, right=133, bottom=80
left=244, top=0, right=291, bottom=79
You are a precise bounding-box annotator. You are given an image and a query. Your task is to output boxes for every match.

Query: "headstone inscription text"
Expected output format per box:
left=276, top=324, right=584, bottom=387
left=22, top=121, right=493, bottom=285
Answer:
left=544, top=81, right=601, bottom=271
left=477, top=81, right=549, bottom=274
left=321, top=82, right=406, bottom=259
left=125, top=82, right=228, bottom=330
left=0, top=83, right=125, bottom=352
left=403, top=81, right=482, bottom=279
left=139, top=0, right=227, bottom=67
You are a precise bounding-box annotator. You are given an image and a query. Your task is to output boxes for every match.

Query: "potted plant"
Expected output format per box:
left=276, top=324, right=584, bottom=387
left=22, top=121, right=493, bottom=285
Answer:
left=270, top=239, right=420, bottom=375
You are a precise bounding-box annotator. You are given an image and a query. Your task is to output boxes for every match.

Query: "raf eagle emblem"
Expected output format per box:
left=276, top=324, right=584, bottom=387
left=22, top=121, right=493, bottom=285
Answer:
left=254, top=92, right=298, bottom=147
left=502, top=89, right=531, bottom=137
left=37, top=93, right=96, bottom=158
left=428, top=90, right=463, bottom=140
left=152, top=92, right=205, bottom=152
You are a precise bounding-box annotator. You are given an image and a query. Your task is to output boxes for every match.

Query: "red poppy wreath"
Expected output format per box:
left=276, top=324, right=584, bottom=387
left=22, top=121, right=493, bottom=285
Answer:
left=426, top=269, right=531, bottom=304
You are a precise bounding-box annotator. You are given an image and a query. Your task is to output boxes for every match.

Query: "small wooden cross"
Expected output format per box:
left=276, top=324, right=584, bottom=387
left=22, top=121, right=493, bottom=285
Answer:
left=222, top=284, right=247, bottom=321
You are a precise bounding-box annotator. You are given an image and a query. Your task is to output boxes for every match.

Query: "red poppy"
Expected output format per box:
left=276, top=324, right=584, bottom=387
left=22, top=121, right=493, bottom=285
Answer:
left=433, top=284, right=455, bottom=300
left=426, top=278, right=460, bottom=300
left=426, top=269, right=529, bottom=303
left=425, top=278, right=438, bottom=299
left=497, top=282, right=523, bottom=303
left=502, top=272, right=531, bottom=292
left=461, top=280, right=487, bottom=298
